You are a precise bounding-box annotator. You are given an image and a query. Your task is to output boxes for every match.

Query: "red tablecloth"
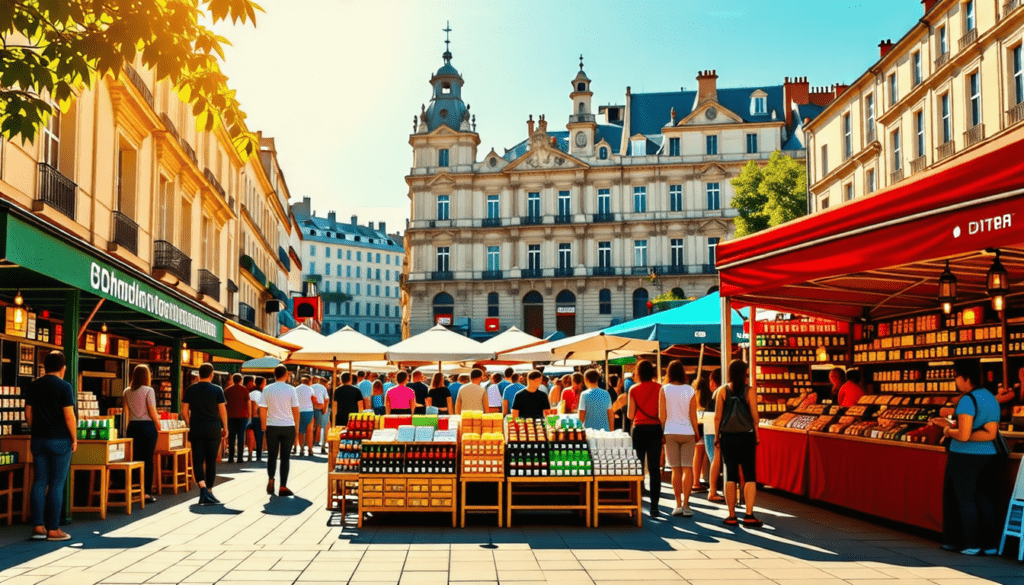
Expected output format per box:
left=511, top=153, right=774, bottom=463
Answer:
left=756, top=427, right=809, bottom=496
left=807, top=433, right=946, bottom=532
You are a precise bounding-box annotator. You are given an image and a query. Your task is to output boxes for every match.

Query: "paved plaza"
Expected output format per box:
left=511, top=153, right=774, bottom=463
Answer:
left=0, top=457, right=1021, bottom=585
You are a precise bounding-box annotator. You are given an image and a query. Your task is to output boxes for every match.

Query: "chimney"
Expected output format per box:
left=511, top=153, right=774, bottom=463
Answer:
left=783, top=76, right=810, bottom=127
left=921, top=0, right=939, bottom=13
left=368, top=221, right=374, bottom=230
left=696, top=70, right=719, bottom=105
left=351, top=215, right=358, bottom=226
left=378, top=221, right=386, bottom=233
left=327, top=210, right=336, bottom=224
left=879, top=39, right=895, bottom=58
left=832, top=83, right=850, bottom=100
left=527, top=115, right=534, bottom=135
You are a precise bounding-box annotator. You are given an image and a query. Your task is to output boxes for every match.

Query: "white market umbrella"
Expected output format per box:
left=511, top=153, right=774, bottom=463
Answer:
left=499, top=330, right=659, bottom=363
left=344, top=360, right=399, bottom=374
left=480, top=326, right=545, bottom=353
left=387, top=324, right=493, bottom=363
left=282, top=324, right=387, bottom=364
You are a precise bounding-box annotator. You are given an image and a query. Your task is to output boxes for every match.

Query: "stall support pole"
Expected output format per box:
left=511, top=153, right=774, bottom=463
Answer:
left=696, top=344, right=705, bottom=380
left=656, top=348, right=662, bottom=384
left=171, top=336, right=183, bottom=414
left=720, top=296, right=733, bottom=388
left=748, top=305, right=758, bottom=389
left=1001, top=309, right=1010, bottom=392
left=331, top=358, right=338, bottom=432
left=62, top=288, right=80, bottom=525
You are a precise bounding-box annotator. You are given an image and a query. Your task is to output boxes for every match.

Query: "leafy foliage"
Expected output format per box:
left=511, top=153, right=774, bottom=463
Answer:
left=730, top=151, right=808, bottom=237
left=1, top=0, right=262, bottom=158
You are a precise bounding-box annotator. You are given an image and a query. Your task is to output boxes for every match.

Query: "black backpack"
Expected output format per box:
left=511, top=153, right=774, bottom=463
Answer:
left=720, top=383, right=754, bottom=434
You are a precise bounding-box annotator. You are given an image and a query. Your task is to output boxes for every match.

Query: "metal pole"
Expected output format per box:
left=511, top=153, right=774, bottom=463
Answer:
left=1001, top=308, right=1010, bottom=397
left=171, top=337, right=183, bottom=414
left=656, top=347, right=662, bottom=384
left=62, top=288, right=80, bottom=525
left=720, top=296, right=732, bottom=389
left=748, top=305, right=758, bottom=390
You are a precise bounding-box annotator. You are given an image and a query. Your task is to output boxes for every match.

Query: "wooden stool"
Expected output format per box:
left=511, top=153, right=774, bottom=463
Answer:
left=69, top=464, right=108, bottom=519
left=184, top=447, right=195, bottom=489
left=107, top=461, right=145, bottom=515
left=154, top=449, right=190, bottom=495
left=327, top=472, right=358, bottom=513
left=0, top=464, right=28, bottom=526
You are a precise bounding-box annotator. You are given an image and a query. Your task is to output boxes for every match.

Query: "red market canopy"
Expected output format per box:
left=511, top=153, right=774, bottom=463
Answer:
left=716, top=131, right=1024, bottom=322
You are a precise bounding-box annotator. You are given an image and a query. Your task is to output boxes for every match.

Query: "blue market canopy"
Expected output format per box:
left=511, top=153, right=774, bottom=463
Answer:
left=603, top=292, right=749, bottom=347
left=241, top=356, right=281, bottom=373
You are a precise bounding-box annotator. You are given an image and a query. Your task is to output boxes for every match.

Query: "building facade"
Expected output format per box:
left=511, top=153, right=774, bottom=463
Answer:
left=403, top=45, right=831, bottom=338
left=806, top=0, right=1024, bottom=210
left=292, top=198, right=404, bottom=343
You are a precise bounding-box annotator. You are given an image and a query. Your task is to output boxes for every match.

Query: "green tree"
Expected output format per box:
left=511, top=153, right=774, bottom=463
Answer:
left=1, top=0, right=262, bottom=157
left=730, top=151, right=807, bottom=237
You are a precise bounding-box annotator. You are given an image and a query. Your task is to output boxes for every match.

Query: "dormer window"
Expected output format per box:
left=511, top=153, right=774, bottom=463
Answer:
left=578, top=102, right=585, bottom=114
left=751, top=95, right=767, bottom=115
left=631, top=139, right=646, bottom=156
left=599, top=147, right=608, bottom=160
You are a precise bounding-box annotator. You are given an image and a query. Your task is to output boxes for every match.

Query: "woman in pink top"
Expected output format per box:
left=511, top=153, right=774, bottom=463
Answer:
left=385, top=371, right=418, bottom=415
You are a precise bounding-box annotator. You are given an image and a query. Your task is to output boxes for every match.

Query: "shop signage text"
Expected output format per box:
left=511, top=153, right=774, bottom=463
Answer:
left=953, top=212, right=1013, bottom=238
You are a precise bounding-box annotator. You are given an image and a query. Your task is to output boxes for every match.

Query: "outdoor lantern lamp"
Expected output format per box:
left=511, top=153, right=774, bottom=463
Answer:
left=181, top=342, right=190, bottom=363
left=938, top=260, right=957, bottom=314
left=987, top=250, right=1009, bottom=311
left=14, top=289, right=23, bottom=306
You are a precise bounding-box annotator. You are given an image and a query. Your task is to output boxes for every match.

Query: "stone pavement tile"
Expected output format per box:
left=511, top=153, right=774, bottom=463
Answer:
left=592, top=581, right=689, bottom=585
left=586, top=570, right=682, bottom=581
left=493, top=550, right=536, bottom=561
left=305, top=561, right=359, bottom=572
left=661, top=559, right=747, bottom=570
left=538, top=560, right=584, bottom=570
left=181, top=570, right=229, bottom=582
left=611, top=550, right=658, bottom=560
left=573, top=550, right=613, bottom=560
left=407, top=550, right=449, bottom=558
left=687, top=580, right=774, bottom=585
left=754, top=568, right=838, bottom=580
left=403, top=558, right=449, bottom=571
left=398, top=571, right=449, bottom=584
left=449, top=561, right=497, bottom=581
left=699, top=549, right=755, bottom=559
left=579, top=560, right=669, bottom=571
left=739, top=558, right=810, bottom=569
left=541, top=570, right=594, bottom=584
left=838, top=580, right=934, bottom=585
left=450, top=550, right=494, bottom=562
left=39, top=570, right=116, bottom=585
left=496, top=570, right=547, bottom=581
left=364, top=551, right=407, bottom=562
left=408, top=544, right=450, bottom=550
left=819, top=567, right=893, bottom=579
left=533, top=550, right=576, bottom=561
left=930, top=580, right=1009, bottom=585
left=145, top=568, right=197, bottom=583
left=22, top=566, right=69, bottom=576
left=97, top=572, right=157, bottom=583
left=671, top=568, right=764, bottom=581
left=299, top=569, right=357, bottom=581
left=217, top=551, right=252, bottom=560
left=219, top=569, right=301, bottom=581
left=496, top=560, right=541, bottom=571
left=350, top=569, right=404, bottom=581
left=650, top=550, right=707, bottom=560
left=0, top=577, right=49, bottom=585
left=904, top=566, right=977, bottom=579
left=272, top=560, right=311, bottom=571
left=771, top=580, right=850, bottom=585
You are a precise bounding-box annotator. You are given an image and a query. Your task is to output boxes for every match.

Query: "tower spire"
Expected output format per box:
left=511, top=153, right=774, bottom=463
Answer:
left=442, top=21, right=452, bottom=63
left=579, top=54, right=584, bottom=71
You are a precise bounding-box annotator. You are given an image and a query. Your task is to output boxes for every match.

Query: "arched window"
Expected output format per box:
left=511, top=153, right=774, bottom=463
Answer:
left=433, top=292, right=454, bottom=326
left=523, top=291, right=543, bottom=305
left=599, top=289, right=612, bottom=315
left=578, top=102, right=585, bottom=114
left=522, top=291, right=544, bottom=338
left=599, top=147, right=608, bottom=160
left=632, top=288, right=649, bottom=319
left=707, top=285, right=720, bottom=295
left=577, top=82, right=586, bottom=91
left=556, top=290, right=576, bottom=304
left=555, top=290, right=576, bottom=336
left=487, top=292, right=499, bottom=317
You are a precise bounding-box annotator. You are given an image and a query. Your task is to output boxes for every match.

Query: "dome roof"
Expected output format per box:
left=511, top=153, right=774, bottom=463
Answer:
left=435, top=61, right=460, bottom=78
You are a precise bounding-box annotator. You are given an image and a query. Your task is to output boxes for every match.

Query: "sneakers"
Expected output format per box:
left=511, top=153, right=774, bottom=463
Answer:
left=144, top=495, right=157, bottom=504
left=671, top=507, right=685, bottom=517
left=681, top=507, right=694, bottom=517
left=46, top=530, right=71, bottom=541
left=279, top=487, right=294, bottom=497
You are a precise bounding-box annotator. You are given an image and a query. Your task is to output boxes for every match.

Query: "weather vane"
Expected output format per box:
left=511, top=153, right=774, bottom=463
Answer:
left=579, top=54, right=584, bottom=71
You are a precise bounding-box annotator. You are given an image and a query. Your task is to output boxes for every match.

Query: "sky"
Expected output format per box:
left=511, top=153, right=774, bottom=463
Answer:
left=211, top=0, right=924, bottom=235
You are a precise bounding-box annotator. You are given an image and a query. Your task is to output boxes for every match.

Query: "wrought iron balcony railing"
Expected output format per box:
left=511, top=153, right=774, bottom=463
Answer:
left=154, top=240, right=191, bottom=285
left=37, top=162, right=77, bottom=220
left=111, top=211, right=139, bottom=255
left=198, top=269, right=221, bottom=302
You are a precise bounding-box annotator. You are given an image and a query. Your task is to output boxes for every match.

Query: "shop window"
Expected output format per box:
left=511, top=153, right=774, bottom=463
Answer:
left=433, top=292, right=454, bottom=324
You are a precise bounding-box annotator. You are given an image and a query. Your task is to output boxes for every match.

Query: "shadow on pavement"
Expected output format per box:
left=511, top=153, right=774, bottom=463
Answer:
left=188, top=504, right=243, bottom=515
left=262, top=495, right=312, bottom=516
left=0, top=536, right=156, bottom=570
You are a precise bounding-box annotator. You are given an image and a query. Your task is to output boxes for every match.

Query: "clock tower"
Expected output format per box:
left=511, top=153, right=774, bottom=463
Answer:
left=567, top=56, right=596, bottom=158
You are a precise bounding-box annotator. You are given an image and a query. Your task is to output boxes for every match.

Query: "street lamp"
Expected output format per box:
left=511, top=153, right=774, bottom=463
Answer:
left=937, top=260, right=957, bottom=315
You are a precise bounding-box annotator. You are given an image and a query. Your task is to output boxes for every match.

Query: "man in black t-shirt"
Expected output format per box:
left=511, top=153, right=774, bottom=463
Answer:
left=332, top=372, right=364, bottom=426
left=26, top=351, right=77, bottom=541
left=512, top=370, right=551, bottom=420
left=408, top=371, right=430, bottom=415
left=182, top=363, right=227, bottom=506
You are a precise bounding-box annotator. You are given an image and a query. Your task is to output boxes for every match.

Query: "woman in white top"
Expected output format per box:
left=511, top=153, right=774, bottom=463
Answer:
left=659, top=360, right=699, bottom=517
left=122, top=364, right=160, bottom=502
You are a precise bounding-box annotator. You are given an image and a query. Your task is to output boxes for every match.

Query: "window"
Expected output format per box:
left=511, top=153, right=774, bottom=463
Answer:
left=633, top=240, right=647, bottom=267
left=310, top=261, right=316, bottom=274
left=599, top=289, right=612, bottom=315
left=438, top=148, right=449, bottom=167
left=867, top=169, right=876, bottom=193
left=843, top=114, right=852, bottom=159
left=969, top=71, right=981, bottom=127
left=632, top=288, right=649, bottom=319
left=436, top=195, right=449, bottom=220
left=598, top=242, right=611, bottom=268
left=941, top=93, right=952, bottom=143
left=631, top=139, right=646, bottom=156
left=325, top=263, right=331, bottom=276
left=845, top=183, right=854, bottom=201
left=915, top=110, right=925, bottom=158
left=527, top=192, right=540, bottom=217
left=356, top=266, right=361, bottom=278
left=386, top=255, right=391, bottom=265
left=669, top=184, right=682, bottom=212
left=347, top=250, right=352, bottom=260
left=326, top=247, right=331, bottom=258
left=668, top=137, right=680, bottom=156
left=558, top=190, right=571, bottom=216
left=889, top=73, right=898, bottom=107
left=599, top=147, right=608, bottom=160
left=344, top=303, right=350, bottom=315
left=705, top=135, right=718, bottom=155
left=752, top=96, right=767, bottom=114
left=746, top=133, right=758, bottom=154
left=892, top=128, right=902, bottom=170
left=346, top=282, right=351, bottom=294
left=633, top=186, right=646, bottom=213
left=356, top=283, right=360, bottom=295
left=821, top=144, right=829, bottom=176
left=707, top=237, right=720, bottom=267
left=346, top=265, right=351, bottom=277
left=376, top=253, right=381, bottom=263
left=487, top=195, right=499, bottom=219
left=558, top=243, right=572, bottom=269
left=912, top=52, right=922, bottom=86
left=309, top=245, right=316, bottom=256
left=597, top=189, right=610, bottom=215
left=527, top=244, right=541, bottom=271
left=965, top=0, right=975, bottom=32
left=385, top=286, right=390, bottom=297
left=865, top=93, right=875, bottom=132
left=436, top=246, right=450, bottom=272
left=671, top=239, right=684, bottom=266
left=488, top=292, right=499, bottom=317
left=376, top=284, right=380, bottom=295
left=487, top=246, right=500, bottom=271
left=433, top=293, right=454, bottom=324
left=706, top=183, right=721, bottom=210
left=1014, top=45, right=1023, bottom=105
left=938, top=26, right=948, bottom=55
left=354, top=302, right=360, bottom=316
left=41, top=110, right=60, bottom=168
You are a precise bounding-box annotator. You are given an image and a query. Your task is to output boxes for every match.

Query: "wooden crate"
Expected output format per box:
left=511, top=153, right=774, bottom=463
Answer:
left=155, top=429, right=187, bottom=452
left=71, top=439, right=132, bottom=465
left=357, top=474, right=457, bottom=528
left=0, top=436, right=31, bottom=464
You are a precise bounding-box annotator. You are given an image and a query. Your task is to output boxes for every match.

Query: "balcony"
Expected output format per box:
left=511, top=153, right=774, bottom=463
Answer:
left=554, top=267, right=574, bottom=278
left=180, top=138, right=198, bottom=165
left=631, top=266, right=652, bottom=276
left=122, top=65, right=154, bottom=108
left=430, top=271, right=454, bottom=281
left=568, top=113, right=595, bottom=124
left=239, top=302, right=256, bottom=327
left=158, top=112, right=179, bottom=141
left=521, top=215, right=543, bottom=225
left=154, top=240, right=191, bottom=285
left=660, top=264, right=689, bottom=275
left=890, top=167, right=904, bottom=184
left=554, top=214, right=573, bottom=224
left=203, top=167, right=227, bottom=199
left=37, top=163, right=77, bottom=220
left=964, top=123, right=984, bottom=148
left=591, top=266, right=617, bottom=276
left=481, top=270, right=504, bottom=280
left=227, top=279, right=239, bottom=293
left=1006, top=0, right=1021, bottom=16
left=481, top=217, right=502, bottom=227
left=278, top=246, right=290, bottom=271
left=909, top=155, right=928, bottom=175
left=521, top=268, right=544, bottom=279
left=592, top=213, right=615, bottom=223
left=111, top=211, right=139, bottom=255
left=198, top=269, right=221, bottom=302
left=958, top=27, right=978, bottom=51
left=934, top=52, right=950, bottom=69
left=937, top=140, right=956, bottom=162
left=1007, top=102, right=1024, bottom=126
left=701, top=264, right=718, bottom=274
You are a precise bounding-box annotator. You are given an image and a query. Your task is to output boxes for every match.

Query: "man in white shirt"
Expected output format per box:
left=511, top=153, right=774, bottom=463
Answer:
left=260, top=365, right=299, bottom=497
left=248, top=377, right=266, bottom=462
left=311, top=376, right=331, bottom=454
left=293, top=375, right=316, bottom=457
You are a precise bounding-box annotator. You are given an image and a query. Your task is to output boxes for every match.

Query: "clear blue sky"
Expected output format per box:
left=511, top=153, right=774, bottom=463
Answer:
left=212, top=0, right=923, bottom=233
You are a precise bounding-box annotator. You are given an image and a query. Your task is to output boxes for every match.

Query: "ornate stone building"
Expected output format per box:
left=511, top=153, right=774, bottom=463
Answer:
left=403, top=43, right=831, bottom=338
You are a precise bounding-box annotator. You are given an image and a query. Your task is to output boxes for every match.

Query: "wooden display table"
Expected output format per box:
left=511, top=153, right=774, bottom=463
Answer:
left=592, top=476, right=643, bottom=527
left=72, top=438, right=132, bottom=465
left=0, top=463, right=28, bottom=525
left=156, top=428, right=188, bottom=452
left=0, top=436, right=32, bottom=464
left=69, top=439, right=132, bottom=520
left=460, top=474, right=504, bottom=527
left=505, top=476, right=593, bottom=527
left=357, top=474, right=457, bottom=527
left=328, top=471, right=358, bottom=513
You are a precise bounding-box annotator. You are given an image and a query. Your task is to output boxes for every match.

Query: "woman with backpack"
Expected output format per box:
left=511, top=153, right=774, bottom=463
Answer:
left=714, top=359, right=761, bottom=527
left=627, top=359, right=664, bottom=519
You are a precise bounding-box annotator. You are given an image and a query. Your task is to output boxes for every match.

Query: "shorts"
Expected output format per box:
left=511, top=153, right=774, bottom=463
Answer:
left=315, top=410, right=330, bottom=428
left=298, top=410, right=314, bottom=432
left=664, top=434, right=696, bottom=468
left=704, top=433, right=716, bottom=463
